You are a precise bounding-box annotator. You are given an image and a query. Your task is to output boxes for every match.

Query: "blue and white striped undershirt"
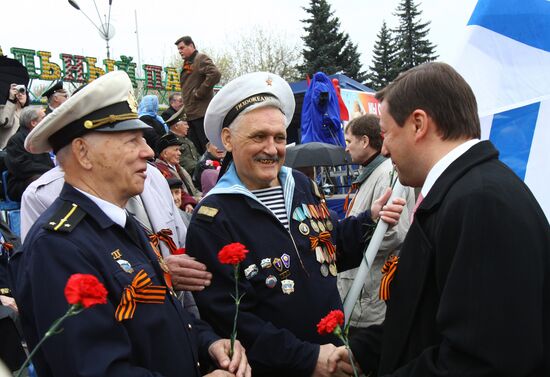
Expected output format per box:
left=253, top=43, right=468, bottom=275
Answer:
left=251, top=186, right=289, bottom=230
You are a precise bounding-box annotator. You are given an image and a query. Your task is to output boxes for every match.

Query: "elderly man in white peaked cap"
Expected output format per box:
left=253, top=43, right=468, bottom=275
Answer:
left=185, top=72, right=405, bottom=377
left=10, top=71, right=251, bottom=377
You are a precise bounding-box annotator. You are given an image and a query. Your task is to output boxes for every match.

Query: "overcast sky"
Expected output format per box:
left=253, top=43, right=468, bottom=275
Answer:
left=3, top=0, right=478, bottom=75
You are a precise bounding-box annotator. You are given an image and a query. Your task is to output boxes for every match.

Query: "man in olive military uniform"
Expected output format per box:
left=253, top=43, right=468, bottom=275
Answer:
left=10, top=71, right=250, bottom=377
left=166, top=106, right=201, bottom=177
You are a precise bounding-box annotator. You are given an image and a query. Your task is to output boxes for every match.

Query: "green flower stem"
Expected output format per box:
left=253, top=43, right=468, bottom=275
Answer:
left=16, top=304, right=83, bottom=377
left=334, top=325, right=358, bottom=377
left=229, top=264, right=240, bottom=359
left=341, top=338, right=359, bottom=377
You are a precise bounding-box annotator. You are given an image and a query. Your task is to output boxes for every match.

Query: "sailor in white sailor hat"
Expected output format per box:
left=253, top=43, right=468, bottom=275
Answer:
left=186, top=72, right=405, bottom=376
left=203, top=71, right=295, bottom=188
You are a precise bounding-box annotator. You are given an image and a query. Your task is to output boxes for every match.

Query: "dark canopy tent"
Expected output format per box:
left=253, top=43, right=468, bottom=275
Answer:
left=287, top=74, right=374, bottom=145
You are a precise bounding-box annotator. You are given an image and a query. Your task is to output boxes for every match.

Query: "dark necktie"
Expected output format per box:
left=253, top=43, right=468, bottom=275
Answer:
left=125, top=213, right=147, bottom=248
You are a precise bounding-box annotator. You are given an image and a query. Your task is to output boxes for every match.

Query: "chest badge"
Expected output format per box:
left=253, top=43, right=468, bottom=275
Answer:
left=117, top=259, right=134, bottom=274
left=244, top=264, right=259, bottom=280
left=281, top=279, right=295, bottom=294
left=265, top=275, right=277, bottom=288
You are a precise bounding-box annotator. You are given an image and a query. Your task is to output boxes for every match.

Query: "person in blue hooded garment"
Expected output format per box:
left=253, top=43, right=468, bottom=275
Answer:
left=138, top=95, right=169, bottom=149
left=300, top=72, right=345, bottom=146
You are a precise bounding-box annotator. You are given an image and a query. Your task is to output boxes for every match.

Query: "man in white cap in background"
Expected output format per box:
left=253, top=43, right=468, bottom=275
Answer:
left=185, top=71, right=406, bottom=377
left=10, top=71, right=250, bottom=377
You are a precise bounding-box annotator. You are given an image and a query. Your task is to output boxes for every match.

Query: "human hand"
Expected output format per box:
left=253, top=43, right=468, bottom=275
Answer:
left=327, top=346, right=360, bottom=377
left=8, top=84, right=18, bottom=100
left=208, top=339, right=251, bottom=377
left=203, top=370, right=235, bottom=377
left=371, top=187, right=406, bottom=226
left=311, top=343, right=337, bottom=377
left=185, top=204, right=194, bottom=213
left=165, top=254, right=212, bottom=291
left=0, top=295, right=18, bottom=313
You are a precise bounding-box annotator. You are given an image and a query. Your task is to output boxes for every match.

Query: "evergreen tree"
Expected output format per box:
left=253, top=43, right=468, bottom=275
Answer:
left=300, top=0, right=365, bottom=81
left=393, top=0, right=437, bottom=73
left=366, top=21, right=398, bottom=90
left=339, top=37, right=368, bottom=82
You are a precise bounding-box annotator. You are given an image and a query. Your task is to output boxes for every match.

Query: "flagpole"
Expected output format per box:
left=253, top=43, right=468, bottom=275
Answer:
left=343, top=180, right=405, bottom=324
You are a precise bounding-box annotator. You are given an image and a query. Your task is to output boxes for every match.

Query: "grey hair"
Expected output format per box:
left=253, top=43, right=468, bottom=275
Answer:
left=55, top=144, right=71, bottom=168
left=55, top=132, right=97, bottom=168
left=19, top=106, right=43, bottom=129
left=228, top=97, right=287, bottom=131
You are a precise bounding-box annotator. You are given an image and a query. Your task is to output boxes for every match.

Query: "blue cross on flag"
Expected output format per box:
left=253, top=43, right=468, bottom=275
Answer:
left=453, top=0, right=550, bottom=220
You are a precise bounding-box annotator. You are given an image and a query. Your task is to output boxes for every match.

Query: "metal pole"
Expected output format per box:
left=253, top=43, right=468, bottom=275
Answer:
left=134, top=9, right=142, bottom=77
left=343, top=180, right=406, bottom=324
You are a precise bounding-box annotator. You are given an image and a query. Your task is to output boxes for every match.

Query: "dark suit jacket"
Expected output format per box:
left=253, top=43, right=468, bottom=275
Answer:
left=351, top=141, right=550, bottom=376
left=5, top=126, right=54, bottom=201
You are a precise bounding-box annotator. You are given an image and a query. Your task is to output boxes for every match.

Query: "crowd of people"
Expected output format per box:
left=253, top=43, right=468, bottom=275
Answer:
left=0, top=33, right=548, bottom=377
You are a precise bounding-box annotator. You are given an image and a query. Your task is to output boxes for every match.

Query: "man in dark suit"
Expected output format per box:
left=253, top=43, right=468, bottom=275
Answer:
left=329, top=62, right=550, bottom=376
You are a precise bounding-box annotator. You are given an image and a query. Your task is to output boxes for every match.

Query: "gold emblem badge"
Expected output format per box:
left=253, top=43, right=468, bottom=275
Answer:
left=127, top=90, right=138, bottom=113
left=266, top=77, right=273, bottom=86
left=111, top=249, right=122, bottom=260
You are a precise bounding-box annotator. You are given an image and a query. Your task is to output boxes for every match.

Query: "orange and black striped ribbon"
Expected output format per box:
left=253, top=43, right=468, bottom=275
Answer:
left=148, top=229, right=178, bottom=255
left=343, top=183, right=358, bottom=216
left=1, top=242, right=13, bottom=251
left=147, top=240, right=174, bottom=291
left=115, top=269, right=166, bottom=322
left=309, top=231, right=336, bottom=257
left=379, top=255, right=399, bottom=300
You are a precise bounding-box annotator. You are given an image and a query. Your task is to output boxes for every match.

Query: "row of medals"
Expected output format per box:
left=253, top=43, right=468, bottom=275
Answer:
left=292, top=203, right=338, bottom=278
left=244, top=254, right=295, bottom=294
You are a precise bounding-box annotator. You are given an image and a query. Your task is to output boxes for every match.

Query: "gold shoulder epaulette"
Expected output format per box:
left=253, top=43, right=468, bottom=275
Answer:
left=43, top=202, right=86, bottom=233
left=196, top=205, right=219, bottom=223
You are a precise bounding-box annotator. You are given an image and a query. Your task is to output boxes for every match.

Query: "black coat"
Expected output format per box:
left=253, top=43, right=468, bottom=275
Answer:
left=5, top=126, right=54, bottom=201
left=351, top=141, right=550, bottom=376
left=140, top=115, right=167, bottom=151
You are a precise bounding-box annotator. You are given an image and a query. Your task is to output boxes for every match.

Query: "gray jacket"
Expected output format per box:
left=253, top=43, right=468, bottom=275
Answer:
left=337, top=157, right=415, bottom=328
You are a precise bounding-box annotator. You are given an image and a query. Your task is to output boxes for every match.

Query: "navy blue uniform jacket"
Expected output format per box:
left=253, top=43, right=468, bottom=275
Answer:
left=186, top=165, right=374, bottom=377
left=350, top=141, right=550, bottom=376
left=11, top=184, right=219, bottom=377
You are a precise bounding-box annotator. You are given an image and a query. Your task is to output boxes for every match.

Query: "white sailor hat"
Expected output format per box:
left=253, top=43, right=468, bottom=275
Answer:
left=204, top=71, right=295, bottom=150
left=25, top=71, right=151, bottom=154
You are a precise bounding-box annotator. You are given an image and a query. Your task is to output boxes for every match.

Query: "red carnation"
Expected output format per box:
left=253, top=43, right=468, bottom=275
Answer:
left=218, top=242, right=249, bottom=265
left=316, top=309, right=359, bottom=377
left=317, top=310, right=344, bottom=335
left=64, top=274, right=108, bottom=308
